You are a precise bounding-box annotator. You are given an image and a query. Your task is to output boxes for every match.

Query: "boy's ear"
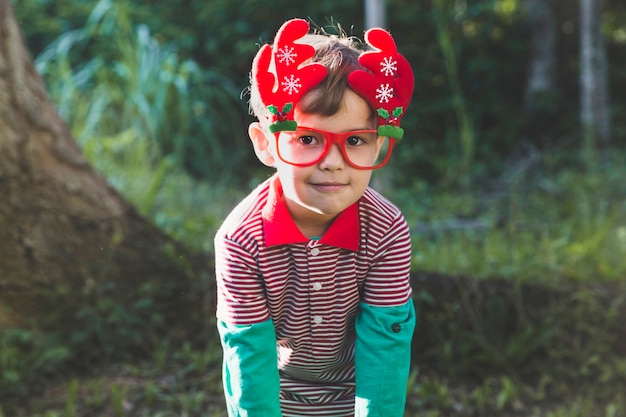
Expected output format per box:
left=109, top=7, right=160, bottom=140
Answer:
left=249, top=122, right=276, bottom=167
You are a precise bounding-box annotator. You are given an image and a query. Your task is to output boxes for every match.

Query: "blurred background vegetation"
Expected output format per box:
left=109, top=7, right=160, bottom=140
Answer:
left=4, top=0, right=626, bottom=415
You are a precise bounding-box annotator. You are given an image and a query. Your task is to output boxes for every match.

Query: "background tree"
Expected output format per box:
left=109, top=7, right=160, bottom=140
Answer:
left=432, top=0, right=476, bottom=186
left=523, top=0, right=556, bottom=116
left=0, top=0, right=208, bottom=343
left=365, top=0, right=393, bottom=191
left=365, top=0, right=386, bottom=28
left=580, top=0, right=611, bottom=162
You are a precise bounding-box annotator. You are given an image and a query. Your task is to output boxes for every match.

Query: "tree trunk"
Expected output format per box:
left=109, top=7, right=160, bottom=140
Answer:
left=365, top=0, right=386, bottom=29
left=523, top=0, right=556, bottom=115
left=0, top=0, right=211, bottom=332
left=364, top=0, right=393, bottom=193
left=580, top=0, right=611, bottom=152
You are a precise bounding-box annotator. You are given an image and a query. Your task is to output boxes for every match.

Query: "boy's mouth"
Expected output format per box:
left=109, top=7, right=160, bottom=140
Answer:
left=311, top=181, right=347, bottom=191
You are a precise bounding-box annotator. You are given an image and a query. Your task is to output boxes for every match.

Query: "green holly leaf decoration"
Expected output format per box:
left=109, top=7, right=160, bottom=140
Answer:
left=378, top=125, right=405, bottom=140
left=282, top=103, right=293, bottom=113
left=268, top=105, right=279, bottom=115
left=392, top=107, right=404, bottom=118
left=377, top=108, right=390, bottom=119
left=269, top=120, right=297, bottom=134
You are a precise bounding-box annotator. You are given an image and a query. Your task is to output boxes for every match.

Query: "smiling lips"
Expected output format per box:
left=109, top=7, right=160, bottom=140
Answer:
left=311, top=182, right=347, bottom=192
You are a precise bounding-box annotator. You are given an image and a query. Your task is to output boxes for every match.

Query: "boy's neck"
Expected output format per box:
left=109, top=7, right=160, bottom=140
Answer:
left=293, top=213, right=335, bottom=239
left=296, top=222, right=330, bottom=239
left=284, top=198, right=336, bottom=239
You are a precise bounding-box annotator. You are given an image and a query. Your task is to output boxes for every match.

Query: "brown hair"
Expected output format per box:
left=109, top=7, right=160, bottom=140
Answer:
left=248, top=33, right=369, bottom=124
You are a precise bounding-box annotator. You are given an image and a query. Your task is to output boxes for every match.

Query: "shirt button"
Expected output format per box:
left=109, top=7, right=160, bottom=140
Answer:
left=313, top=315, right=323, bottom=324
left=391, top=323, right=402, bottom=333
left=313, top=282, right=322, bottom=291
left=310, top=248, right=320, bottom=256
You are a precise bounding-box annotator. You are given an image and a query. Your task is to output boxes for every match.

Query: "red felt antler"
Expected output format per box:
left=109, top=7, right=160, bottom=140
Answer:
left=252, top=19, right=327, bottom=133
left=348, top=28, right=414, bottom=140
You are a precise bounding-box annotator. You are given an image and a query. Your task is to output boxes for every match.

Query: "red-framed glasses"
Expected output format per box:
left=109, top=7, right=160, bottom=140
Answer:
left=274, top=126, right=396, bottom=170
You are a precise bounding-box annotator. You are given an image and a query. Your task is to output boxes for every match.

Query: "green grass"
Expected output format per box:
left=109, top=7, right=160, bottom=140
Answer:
left=391, top=151, right=626, bottom=283
left=4, top=354, right=625, bottom=416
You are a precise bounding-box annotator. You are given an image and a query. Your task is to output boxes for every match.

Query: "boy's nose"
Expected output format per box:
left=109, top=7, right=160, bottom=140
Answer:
left=318, top=143, right=345, bottom=170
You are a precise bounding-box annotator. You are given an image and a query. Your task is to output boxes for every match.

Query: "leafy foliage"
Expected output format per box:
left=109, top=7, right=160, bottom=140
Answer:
left=30, top=0, right=250, bottom=181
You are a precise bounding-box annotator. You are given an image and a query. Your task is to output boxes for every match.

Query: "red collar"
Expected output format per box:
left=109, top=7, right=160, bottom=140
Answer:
left=262, top=177, right=360, bottom=252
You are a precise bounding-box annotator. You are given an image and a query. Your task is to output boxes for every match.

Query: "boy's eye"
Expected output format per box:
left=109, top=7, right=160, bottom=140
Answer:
left=346, top=135, right=365, bottom=146
left=298, top=135, right=318, bottom=145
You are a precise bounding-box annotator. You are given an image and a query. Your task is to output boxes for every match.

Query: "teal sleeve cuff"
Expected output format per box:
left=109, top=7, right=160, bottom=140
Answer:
left=354, top=301, right=416, bottom=417
left=218, top=319, right=282, bottom=417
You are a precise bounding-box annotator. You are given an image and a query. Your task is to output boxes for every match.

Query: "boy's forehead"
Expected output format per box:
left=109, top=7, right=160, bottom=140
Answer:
left=295, top=89, right=376, bottom=128
left=297, top=89, right=322, bottom=108
left=299, top=88, right=375, bottom=115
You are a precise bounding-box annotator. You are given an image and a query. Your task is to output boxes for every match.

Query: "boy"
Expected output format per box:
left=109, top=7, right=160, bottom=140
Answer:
left=215, top=18, right=415, bottom=417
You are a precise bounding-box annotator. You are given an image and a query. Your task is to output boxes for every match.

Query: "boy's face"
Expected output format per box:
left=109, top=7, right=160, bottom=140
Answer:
left=253, top=89, right=378, bottom=235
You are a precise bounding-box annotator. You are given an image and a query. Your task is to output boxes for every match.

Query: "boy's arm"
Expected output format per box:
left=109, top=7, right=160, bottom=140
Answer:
left=354, top=301, right=416, bottom=417
left=355, top=212, right=415, bottom=417
left=214, top=231, right=281, bottom=417
left=218, top=319, right=282, bottom=417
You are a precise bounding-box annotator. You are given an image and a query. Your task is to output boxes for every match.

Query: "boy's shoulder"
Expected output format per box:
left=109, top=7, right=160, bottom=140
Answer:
left=359, top=187, right=410, bottom=243
left=214, top=177, right=272, bottom=242
left=360, top=186, right=405, bottom=221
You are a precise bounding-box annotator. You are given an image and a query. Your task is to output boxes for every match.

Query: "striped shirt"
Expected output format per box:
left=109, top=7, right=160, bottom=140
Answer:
left=215, top=175, right=412, bottom=416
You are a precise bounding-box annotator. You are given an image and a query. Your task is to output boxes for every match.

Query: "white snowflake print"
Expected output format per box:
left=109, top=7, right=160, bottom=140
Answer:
left=281, top=74, right=302, bottom=95
left=277, top=46, right=297, bottom=66
left=375, top=83, right=394, bottom=103
left=380, top=56, right=398, bottom=77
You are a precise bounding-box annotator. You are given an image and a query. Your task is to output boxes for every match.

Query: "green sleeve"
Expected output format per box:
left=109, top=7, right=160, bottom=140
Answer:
left=218, top=319, right=282, bottom=417
left=354, top=301, right=416, bottom=417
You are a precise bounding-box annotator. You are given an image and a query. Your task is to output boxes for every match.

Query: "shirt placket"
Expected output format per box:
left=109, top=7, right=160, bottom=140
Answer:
left=306, top=240, right=332, bottom=352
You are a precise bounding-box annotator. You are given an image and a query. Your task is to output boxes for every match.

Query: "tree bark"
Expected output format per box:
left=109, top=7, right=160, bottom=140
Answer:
left=580, top=0, right=611, bottom=149
left=0, top=0, right=210, bottom=331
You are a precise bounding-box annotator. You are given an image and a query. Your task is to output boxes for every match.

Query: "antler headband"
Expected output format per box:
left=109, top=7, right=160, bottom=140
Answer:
left=347, top=28, right=415, bottom=140
left=252, top=19, right=327, bottom=133
left=253, top=19, right=414, bottom=139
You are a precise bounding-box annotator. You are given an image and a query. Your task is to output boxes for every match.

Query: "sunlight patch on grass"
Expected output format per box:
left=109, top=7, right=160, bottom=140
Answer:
left=396, top=153, right=626, bottom=283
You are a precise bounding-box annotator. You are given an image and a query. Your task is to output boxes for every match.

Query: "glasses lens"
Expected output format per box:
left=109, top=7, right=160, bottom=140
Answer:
left=277, top=129, right=327, bottom=166
left=344, top=134, right=391, bottom=168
